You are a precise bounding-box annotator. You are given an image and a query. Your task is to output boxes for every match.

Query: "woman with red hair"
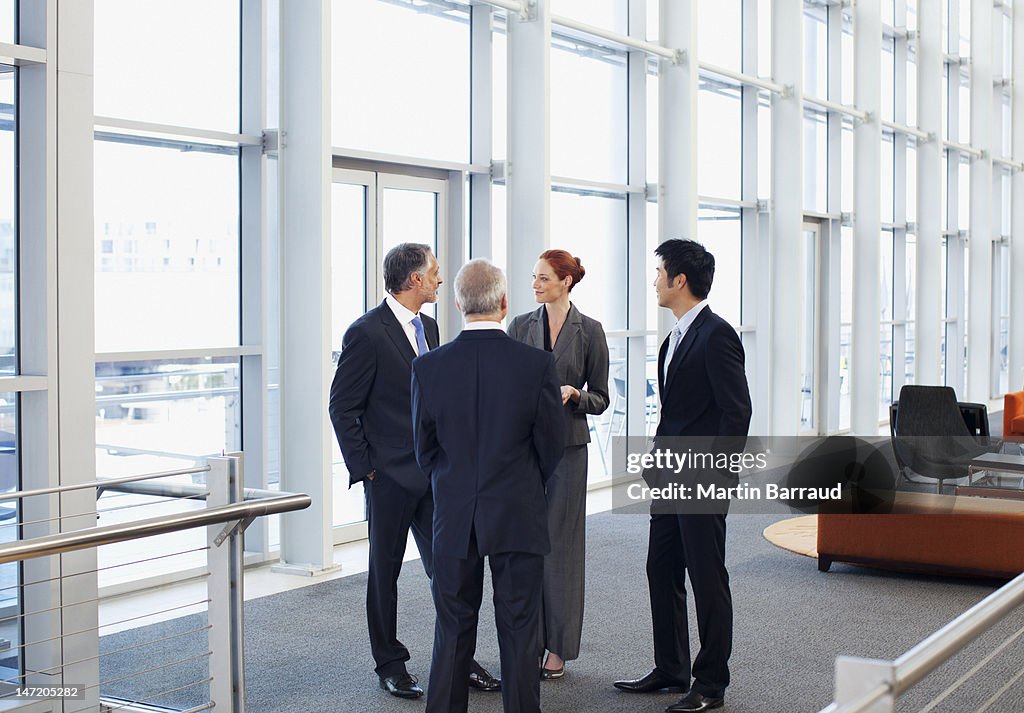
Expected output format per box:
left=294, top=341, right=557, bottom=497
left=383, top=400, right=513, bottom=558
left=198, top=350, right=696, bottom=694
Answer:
left=508, top=249, right=610, bottom=679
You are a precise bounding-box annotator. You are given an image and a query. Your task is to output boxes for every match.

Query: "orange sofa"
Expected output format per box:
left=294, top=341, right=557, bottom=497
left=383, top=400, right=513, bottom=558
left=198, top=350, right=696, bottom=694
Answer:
left=817, top=492, right=1024, bottom=579
left=1005, top=391, right=1024, bottom=441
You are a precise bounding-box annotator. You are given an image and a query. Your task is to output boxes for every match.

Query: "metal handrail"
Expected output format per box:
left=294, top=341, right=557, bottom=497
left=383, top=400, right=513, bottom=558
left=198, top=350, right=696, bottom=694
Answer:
left=3, top=466, right=211, bottom=501
left=818, top=571, right=1024, bottom=712
left=0, top=493, right=311, bottom=565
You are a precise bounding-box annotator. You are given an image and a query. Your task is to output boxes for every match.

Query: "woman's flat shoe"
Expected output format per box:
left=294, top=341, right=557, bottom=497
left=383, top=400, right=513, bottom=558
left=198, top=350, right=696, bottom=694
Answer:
left=540, top=665, right=565, bottom=680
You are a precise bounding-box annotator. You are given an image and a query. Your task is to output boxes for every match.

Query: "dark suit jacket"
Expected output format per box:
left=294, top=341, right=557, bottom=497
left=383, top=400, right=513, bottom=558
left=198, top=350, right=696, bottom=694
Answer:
left=507, top=304, right=610, bottom=446
left=411, top=329, right=566, bottom=559
left=329, top=300, right=440, bottom=495
left=657, top=306, right=751, bottom=441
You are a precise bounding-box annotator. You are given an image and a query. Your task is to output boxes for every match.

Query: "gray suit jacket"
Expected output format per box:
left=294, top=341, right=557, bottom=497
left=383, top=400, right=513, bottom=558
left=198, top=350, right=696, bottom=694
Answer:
left=507, top=304, right=610, bottom=446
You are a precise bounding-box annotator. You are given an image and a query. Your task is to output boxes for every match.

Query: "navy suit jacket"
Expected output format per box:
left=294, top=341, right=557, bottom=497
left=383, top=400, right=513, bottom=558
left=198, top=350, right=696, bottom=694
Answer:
left=411, top=329, right=566, bottom=559
left=656, top=306, right=752, bottom=442
left=329, top=300, right=440, bottom=495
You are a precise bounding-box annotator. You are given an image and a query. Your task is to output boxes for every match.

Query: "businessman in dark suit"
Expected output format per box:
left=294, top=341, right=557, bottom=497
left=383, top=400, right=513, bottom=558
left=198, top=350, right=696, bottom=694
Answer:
left=614, top=239, right=752, bottom=712
left=329, top=243, right=498, bottom=698
left=411, top=259, right=566, bottom=713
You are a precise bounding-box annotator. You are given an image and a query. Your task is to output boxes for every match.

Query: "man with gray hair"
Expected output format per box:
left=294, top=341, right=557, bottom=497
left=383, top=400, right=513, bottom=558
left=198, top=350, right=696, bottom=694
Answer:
left=411, top=259, right=566, bottom=713
left=330, top=245, right=498, bottom=698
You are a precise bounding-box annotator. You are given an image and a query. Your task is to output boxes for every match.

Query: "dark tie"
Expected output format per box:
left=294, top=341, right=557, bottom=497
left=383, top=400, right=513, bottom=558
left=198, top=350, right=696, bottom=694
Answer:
left=411, top=315, right=429, bottom=356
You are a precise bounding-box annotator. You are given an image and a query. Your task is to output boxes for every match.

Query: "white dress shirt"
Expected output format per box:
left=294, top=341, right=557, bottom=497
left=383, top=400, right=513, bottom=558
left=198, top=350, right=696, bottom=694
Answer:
left=664, top=300, right=708, bottom=380
left=385, top=294, right=422, bottom=354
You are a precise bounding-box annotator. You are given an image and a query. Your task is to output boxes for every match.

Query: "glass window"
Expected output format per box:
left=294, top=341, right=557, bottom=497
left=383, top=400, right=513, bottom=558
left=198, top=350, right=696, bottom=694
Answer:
left=881, top=39, right=895, bottom=122
left=699, top=208, right=741, bottom=328
left=491, top=184, right=507, bottom=272
left=804, top=7, right=828, bottom=99
left=841, top=123, right=853, bottom=214
left=551, top=47, right=627, bottom=182
left=907, top=57, right=917, bottom=128
left=0, top=69, right=13, bottom=376
left=758, top=96, right=772, bottom=199
left=905, top=235, right=917, bottom=384
left=493, top=28, right=507, bottom=162
left=880, top=231, right=894, bottom=418
left=907, top=144, right=917, bottom=224
left=332, top=0, right=470, bottom=162
left=551, top=191, right=627, bottom=330
left=958, top=0, right=971, bottom=57
left=803, top=109, right=827, bottom=212
left=94, top=141, right=240, bottom=352
left=698, top=83, right=742, bottom=199
left=758, top=0, right=772, bottom=77
left=591, top=335, right=629, bottom=481
left=0, top=1, right=12, bottom=43
left=95, top=358, right=241, bottom=474
left=0, top=391, right=18, bottom=676
left=647, top=68, right=658, bottom=185
left=881, top=134, right=894, bottom=224
left=552, top=0, right=627, bottom=33
left=841, top=27, right=854, bottom=106
left=958, top=160, right=970, bottom=232
left=699, top=0, right=742, bottom=71
left=958, top=78, right=970, bottom=145
left=95, top=0, right=240, bottom=131
left=839, top=227, right=853, bottom=431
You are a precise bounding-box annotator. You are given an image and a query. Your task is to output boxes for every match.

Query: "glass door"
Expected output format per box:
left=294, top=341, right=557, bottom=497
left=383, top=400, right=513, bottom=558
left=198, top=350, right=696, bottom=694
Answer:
left=329, top=169, right=448, bottom=538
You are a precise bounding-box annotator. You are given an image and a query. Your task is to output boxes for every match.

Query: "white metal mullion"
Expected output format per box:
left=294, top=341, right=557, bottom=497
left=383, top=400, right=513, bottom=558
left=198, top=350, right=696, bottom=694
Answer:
left=850, top=0, right=882, bottom=434
left=626, top=0, right=648, bottom=443
left=741, top=0, right=764, bottom=435
left=506, top=0, right=551, bottom=316
left=92, top=116, right=261, bottom=147
left=240, top=0, right=268, bottom=556
left=892, top=0, right=908, bottom=397
left=469, top=4, right=493, bottom=260
left=0, top=41, right=46, bottom=64
left=659, top=0, right=698, bottom=343
left=917, top=0, right=946, bottom=389
left=966, top=0, right=994, bottom=402
left=769, top=0, right=803, bottom=435
left=825, top=0, right=844, bottom=433
left=1012, top=0, right=1024, bottom=390
left=17, top=0, right=64, bottom=693
left=990, top=2, right=1006, bottom=397
left=945, top=0, right=965, bottom=393
left=95, top=346, right=261, bottom=363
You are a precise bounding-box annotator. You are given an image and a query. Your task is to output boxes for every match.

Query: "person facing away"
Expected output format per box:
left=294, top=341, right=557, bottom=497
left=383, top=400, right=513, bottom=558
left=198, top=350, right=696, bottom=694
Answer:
left=613, top=239, right=752, bottom=713
left=328, top=243, right=498, bottom=700
left=507, top=249, right=609, bottom=679
left=411, top=259, right=567, bottom=713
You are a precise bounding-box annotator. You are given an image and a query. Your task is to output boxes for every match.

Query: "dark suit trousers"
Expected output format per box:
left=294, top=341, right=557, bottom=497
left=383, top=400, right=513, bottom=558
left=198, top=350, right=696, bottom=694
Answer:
left=426, top=529, right=543, bottom=713
left=365, top=474, right=433, bottom=678
left=647, top=512, right=732, bottom=697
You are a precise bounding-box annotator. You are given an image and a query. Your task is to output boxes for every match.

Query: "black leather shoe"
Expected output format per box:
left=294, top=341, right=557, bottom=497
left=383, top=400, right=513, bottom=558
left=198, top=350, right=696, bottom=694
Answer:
left=540, top=663, right=565, bottom=680
left=666, top=690, right=724, bottom=712
left=379, top=673, right=423, bottom=699
left=468, top=667, right=501, bottom=692
left=613, top=670, right=689, bottom=693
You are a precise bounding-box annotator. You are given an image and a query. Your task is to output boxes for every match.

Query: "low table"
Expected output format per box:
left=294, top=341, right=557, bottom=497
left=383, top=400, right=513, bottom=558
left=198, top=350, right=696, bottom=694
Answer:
left=955, top=452, right=1024, bottom=500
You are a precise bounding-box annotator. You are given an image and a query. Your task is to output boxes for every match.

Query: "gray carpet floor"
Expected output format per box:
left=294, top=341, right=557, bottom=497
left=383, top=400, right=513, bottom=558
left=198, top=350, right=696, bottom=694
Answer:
left=100, top=505, right=1024, bottom=713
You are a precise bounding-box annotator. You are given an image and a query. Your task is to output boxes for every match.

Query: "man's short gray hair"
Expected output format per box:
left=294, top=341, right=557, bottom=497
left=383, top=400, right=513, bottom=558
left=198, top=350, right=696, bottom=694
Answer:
left=383, top=243, right=432, bottom=294
left=454, top=259, right=507, bottom=316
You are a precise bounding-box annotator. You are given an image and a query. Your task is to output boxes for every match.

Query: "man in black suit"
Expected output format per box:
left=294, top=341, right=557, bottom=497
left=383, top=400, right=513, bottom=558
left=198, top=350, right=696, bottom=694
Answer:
left=329, top=243, right=498, bottom=699
left=411, top=259, right=566, bottom=713
left=614, top=239, right=752, bottom=712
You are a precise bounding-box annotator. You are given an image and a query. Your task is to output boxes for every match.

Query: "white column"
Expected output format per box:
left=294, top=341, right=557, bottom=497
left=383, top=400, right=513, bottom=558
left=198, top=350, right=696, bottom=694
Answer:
left=52, top=0, right=101, bottom=700
left=1012, top=1, right=1024, bottom=391
left=470, top=5, right=493, bottom=260
left=769, top=0, right=803, bottom=435
left=851, top=0, right=882, bottom=435
left=506, top=0, right=551, bottom=316
left=659, top=0, right=698, bottom=347
left=966, top=0, right=993, bottom=402
left=915, top=0, right=944, bottom=386
left=277, top=0, right=336, bottom=573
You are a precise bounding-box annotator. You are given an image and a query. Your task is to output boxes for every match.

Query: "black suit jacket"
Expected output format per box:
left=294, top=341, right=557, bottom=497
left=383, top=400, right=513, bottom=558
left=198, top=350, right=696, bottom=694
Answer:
left=656, top=306, right=752, bottom=441
left=329, top=300, right=440, bottom=495
left=410, top=329, right=566, bottom=559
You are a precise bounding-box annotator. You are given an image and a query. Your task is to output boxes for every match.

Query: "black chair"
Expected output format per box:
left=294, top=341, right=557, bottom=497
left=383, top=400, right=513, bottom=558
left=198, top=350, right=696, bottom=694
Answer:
left=890, top=385, right=1000, bottom=493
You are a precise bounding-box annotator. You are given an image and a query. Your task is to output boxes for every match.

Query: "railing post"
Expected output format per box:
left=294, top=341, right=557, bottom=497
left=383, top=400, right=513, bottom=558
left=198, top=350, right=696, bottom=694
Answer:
left=207, top=454, right=247, bottom=713
left=834, top=656, right=895, bottom=713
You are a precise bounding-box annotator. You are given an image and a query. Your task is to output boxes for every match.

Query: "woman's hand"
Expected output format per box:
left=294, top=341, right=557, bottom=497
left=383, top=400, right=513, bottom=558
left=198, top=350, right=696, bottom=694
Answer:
left=560, top=385, right=581, bottom=405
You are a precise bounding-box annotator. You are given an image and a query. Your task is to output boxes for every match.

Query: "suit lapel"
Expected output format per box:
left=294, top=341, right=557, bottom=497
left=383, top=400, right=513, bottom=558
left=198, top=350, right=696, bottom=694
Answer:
left=423, top=314, right=440, bottom=350
left=526, top=307, right=545, bottom=349
left=657, top=335, right=669, bottom=398
left=552, top=305, right=582, bottom=365
left=378, top=302, right=417, bottom=365
left=663, top=307, right=710, bottom=396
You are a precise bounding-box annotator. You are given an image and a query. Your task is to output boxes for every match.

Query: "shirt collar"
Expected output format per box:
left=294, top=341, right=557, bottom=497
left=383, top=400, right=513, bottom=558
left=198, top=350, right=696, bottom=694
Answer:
left=385, top=294, right=418, bottom=325
left=463, top=320, right=505, bottom=332
left=673, top=300, right=708, bottom=335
